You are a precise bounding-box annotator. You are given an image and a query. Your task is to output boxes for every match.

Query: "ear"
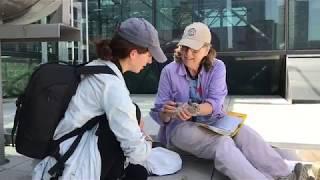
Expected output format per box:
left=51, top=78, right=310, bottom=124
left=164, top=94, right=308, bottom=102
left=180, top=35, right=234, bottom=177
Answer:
left=129, top=49, right=138, bottom=59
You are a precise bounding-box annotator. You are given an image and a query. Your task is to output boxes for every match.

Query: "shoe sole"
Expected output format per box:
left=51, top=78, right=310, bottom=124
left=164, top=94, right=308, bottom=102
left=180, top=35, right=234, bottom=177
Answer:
left=312, top=163, right=320, bottom=180
left=295, top=163, right=311, bottom=180
left=315, top=166, right=320, bottom=180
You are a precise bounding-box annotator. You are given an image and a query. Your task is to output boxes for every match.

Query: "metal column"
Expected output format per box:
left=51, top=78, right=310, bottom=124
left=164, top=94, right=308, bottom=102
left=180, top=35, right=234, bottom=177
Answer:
left=0, top=20, right=7, bottom=165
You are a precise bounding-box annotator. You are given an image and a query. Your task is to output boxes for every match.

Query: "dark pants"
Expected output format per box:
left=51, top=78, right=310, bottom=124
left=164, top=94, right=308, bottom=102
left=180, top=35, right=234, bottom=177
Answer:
left=123, top=164, right=148, bottom=180
left=97, top=116, right=148, bottom=180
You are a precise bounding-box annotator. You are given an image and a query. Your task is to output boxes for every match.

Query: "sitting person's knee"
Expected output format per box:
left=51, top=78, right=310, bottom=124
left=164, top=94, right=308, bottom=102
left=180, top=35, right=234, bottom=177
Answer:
left=215, top=136, right=236, bottom=158
left=216, top=136, right=235, bottom=149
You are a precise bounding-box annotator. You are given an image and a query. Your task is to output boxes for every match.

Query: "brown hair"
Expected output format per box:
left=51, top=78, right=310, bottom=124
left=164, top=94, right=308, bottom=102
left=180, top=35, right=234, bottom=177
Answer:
left=95, top=34, right=148, bottom=63
left=174, top=45, right=217, bottom=72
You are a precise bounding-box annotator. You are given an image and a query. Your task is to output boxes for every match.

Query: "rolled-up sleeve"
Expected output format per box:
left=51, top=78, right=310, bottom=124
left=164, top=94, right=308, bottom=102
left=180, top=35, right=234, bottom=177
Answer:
left=205, top=60, right=228, bottom=117
left=102, top=80, right=151, bottom=164
left=150, top=67, right=172, bottom=126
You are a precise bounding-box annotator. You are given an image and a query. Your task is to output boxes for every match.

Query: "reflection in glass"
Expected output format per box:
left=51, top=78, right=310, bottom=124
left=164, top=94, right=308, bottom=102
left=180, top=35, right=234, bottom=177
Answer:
left=221, top=55, right=285, bottom=95
left=84, top=0, right=288, bottom=95
left=289, top=0, right=320, bottom=49
left=157, top=0, right=285, bottom=53
left=86, top=0, right=286, bottom=53
left=87, top=0, right=152, bottom=40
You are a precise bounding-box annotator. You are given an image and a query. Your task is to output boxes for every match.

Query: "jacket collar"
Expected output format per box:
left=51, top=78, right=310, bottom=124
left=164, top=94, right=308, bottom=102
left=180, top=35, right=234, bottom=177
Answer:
left=176, top=61, right=204, bottom=77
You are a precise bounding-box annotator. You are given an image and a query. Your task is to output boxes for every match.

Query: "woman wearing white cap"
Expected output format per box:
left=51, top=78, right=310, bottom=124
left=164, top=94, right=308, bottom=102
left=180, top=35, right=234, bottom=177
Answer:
left=150, top=22, right=312, bottom=180
left=32, top=18, right=167, bottom=180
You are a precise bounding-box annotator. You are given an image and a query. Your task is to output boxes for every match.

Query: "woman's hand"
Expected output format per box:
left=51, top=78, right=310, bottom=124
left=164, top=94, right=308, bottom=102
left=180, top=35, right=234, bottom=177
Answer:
left=162, top=101, right=192, bottom=121
left=139, top=118, right=145, bottom=129
left=160, top=101, right=196, bottom=122
left=176, top=103, right=192, bottom=121
left=139, top=118, right=153, bottom=144
left=160, top=101, right=177, bottom=123
left=162, top=101, right=177, bottom=114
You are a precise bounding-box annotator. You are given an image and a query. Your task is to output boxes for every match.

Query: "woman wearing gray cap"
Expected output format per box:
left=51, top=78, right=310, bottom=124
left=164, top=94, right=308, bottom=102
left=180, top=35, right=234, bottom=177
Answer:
left=150, top=22, right=312, bottom=180
left=32, top=18, right=166, bottom=180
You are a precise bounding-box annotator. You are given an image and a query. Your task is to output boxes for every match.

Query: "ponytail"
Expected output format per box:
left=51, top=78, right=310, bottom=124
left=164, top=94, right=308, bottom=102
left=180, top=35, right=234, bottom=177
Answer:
left=95, top=40, right=112, bottom=60
left=94, top=34, right=148, bottom=62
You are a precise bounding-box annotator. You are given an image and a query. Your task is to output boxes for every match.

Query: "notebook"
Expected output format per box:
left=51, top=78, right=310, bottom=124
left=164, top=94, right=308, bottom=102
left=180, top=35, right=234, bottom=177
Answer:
left=197, top=112, right=247, bottom=137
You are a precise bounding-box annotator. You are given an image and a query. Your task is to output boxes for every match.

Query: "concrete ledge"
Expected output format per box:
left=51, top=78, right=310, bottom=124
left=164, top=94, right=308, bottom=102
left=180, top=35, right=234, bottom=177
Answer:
left=0, top=24, right=80, bottom=42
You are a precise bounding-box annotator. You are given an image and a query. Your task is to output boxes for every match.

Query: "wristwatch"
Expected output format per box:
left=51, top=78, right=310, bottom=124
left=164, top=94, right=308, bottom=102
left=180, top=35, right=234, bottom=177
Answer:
left=187, top=102, right=200, bottom=116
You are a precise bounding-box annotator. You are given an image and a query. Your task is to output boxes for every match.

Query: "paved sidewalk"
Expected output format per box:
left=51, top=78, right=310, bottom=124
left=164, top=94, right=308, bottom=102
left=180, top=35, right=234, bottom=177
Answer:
left=1, top=95, right=320, bottom=180
left=0, top=146, right=33, bottom=180
left=133, top=95, right=320, bottom=149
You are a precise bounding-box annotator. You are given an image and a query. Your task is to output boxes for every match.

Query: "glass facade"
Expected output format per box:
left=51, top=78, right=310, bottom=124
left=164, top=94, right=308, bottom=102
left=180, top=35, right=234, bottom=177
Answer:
left=85, top=0, right=295, bottom=95
left=157, top=0, right=285, bottom=52
left=2, top=0, right=320, bottom=97
left=86, top=0, right=287, bottom=51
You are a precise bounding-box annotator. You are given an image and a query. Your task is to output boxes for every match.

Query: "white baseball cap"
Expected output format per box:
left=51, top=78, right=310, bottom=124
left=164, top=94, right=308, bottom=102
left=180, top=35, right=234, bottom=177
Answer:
left=178, top=22, right=211, bottom=50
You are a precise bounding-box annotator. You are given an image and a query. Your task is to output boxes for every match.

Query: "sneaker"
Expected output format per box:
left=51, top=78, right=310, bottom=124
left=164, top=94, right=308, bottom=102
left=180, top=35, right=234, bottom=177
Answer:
left=311, top=162, right=320, bottom=180
left=278, top=163, right=314, bottom=180
left=277, top=171, right=296, bottom=180
left=294, top=163, right=314, bottom=180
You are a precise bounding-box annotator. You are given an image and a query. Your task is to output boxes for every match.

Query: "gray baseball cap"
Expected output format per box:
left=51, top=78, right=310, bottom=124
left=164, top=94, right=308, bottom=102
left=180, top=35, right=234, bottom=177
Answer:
left=117, top=18, right=167, bottom=63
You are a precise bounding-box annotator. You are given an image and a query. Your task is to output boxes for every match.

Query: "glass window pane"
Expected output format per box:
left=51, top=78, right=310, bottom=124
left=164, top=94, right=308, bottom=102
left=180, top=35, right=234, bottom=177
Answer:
left=1, top=42, right=41, bottom=97
left=158, top=0, right=285, bottom=54
left=87, top=0, right=153, bottom=39
left=288, top=0, right=320, bottom=49
left=222, top=55, right=285, bottom=95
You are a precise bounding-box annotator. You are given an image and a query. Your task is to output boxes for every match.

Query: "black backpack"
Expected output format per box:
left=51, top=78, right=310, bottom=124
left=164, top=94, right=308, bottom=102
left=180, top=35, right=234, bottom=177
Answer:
left=11, top=62, right=117, bottom=160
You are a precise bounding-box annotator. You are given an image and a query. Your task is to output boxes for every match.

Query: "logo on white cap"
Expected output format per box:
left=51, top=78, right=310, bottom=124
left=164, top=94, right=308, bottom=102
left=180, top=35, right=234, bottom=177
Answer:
left=187, top=28, right=196, bottom=37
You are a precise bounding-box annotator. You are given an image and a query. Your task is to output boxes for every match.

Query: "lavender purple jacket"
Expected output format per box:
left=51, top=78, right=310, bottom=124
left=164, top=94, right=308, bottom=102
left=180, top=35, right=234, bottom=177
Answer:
left=150, top=59, right=228, bottom=146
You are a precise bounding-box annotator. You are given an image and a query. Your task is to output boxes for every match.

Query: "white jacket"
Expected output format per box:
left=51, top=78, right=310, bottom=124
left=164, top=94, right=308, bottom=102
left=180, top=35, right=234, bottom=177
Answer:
left=33, top=60, right=152, bottom=180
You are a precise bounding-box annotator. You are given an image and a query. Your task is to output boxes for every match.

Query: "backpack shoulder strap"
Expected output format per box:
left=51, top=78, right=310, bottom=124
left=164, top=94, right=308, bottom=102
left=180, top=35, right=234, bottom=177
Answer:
left=11, top=95, right=24, bottom=147
left=76, top=65, right=117, bottom=76
left=48, top=115, right=105, bottom=178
